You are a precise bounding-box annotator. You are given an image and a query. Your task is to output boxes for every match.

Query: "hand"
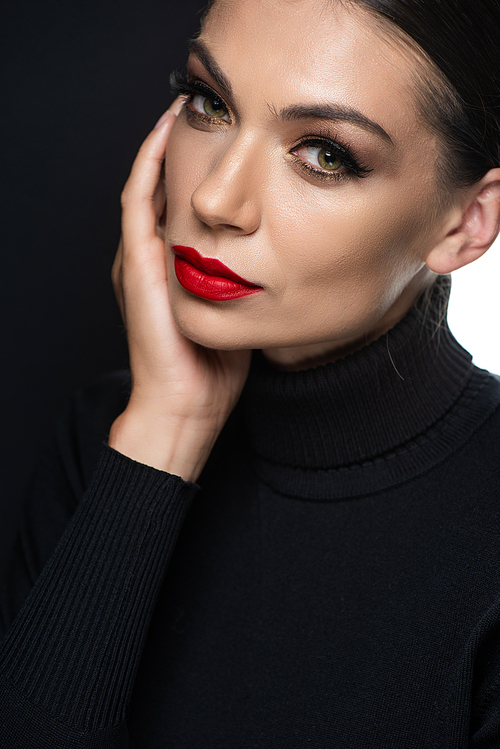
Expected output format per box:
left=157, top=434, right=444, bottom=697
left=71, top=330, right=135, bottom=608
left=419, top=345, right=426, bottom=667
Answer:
left=109, top=99, right=252, bottom=482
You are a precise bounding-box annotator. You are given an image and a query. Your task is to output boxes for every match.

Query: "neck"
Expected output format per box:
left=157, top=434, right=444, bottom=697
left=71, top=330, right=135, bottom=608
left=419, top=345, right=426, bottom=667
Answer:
left=241, top=274, right=477, bottom=498
left=262, top=268, right=435, bottom=371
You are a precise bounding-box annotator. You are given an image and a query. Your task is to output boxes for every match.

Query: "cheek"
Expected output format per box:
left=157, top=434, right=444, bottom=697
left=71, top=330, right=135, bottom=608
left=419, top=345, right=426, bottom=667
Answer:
left=164, top=118, right=210, bottom=220
left=269, top=187, right=432, bottom=335
left=276, top=194, right=425, bottom=291
left=165, top=115, right=433, bottom=329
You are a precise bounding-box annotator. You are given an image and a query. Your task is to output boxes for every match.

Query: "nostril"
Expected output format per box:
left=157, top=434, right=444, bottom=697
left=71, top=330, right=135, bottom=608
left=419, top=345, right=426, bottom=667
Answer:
left=190, top=180, right=260, bottom=234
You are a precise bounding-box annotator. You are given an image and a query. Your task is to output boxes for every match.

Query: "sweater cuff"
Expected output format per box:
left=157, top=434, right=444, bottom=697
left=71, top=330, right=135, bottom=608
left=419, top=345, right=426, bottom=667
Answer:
left=0, top=443, right=198, bottom=732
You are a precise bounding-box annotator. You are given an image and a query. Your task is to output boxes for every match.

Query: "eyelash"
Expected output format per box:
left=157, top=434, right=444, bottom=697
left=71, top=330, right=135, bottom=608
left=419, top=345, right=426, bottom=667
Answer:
left=170, top=69, right=229, bottom=124
left=169, top=69, right=372, bottom=182
left=291, top=137, right=371, bottom=182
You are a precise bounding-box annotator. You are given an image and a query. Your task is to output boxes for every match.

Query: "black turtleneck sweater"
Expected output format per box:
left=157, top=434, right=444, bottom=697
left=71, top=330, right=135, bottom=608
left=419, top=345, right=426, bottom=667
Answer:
left=1, top=279, right=500, bottom=748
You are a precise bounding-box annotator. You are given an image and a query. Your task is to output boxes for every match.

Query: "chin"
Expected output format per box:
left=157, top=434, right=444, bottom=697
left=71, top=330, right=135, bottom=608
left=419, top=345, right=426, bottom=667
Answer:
left=170, top=295, right=256, bottom=350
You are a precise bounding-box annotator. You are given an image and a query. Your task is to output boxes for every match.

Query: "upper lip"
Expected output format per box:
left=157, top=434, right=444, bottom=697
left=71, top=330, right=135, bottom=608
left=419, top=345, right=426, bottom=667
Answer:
left=172, top=245, right=261, bottom=287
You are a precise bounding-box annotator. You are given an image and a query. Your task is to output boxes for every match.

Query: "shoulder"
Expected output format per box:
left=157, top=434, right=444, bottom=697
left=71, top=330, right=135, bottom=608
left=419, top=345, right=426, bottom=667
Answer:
left=448, top=367, right=500, bottom=489
left=471, top=368, right=500, bottom=433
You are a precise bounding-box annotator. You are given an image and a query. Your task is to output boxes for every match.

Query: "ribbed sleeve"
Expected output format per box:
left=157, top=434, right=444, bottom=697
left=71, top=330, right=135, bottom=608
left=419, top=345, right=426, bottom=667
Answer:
left=0, top=444, right=198, bottom=747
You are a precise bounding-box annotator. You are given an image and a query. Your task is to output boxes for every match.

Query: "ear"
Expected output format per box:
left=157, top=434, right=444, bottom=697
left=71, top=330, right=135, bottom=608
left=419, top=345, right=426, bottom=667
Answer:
left=425, top=168, right=500, bottom=275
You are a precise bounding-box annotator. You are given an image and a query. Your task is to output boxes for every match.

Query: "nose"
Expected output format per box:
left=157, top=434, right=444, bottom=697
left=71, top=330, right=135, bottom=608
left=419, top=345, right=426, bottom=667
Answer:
left=190, top=135, right=261, bottom=235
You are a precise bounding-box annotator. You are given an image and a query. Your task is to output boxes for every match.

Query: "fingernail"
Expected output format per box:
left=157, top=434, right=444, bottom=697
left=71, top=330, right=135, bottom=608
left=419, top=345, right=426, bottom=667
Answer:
left=154, top=110, right=173, bottom=129
left=169, top=95, right=187, bottom=117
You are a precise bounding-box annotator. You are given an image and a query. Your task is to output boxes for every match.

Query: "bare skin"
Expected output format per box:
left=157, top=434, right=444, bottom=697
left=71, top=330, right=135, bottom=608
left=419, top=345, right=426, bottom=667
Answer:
left=109, top=0, right=500, bottom=481
left=110, top=100, right=251, bottom=482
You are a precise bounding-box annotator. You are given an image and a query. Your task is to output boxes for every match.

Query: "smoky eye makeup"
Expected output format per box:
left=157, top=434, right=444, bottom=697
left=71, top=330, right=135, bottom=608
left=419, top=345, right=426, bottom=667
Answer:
left=169, top=68, right=374, bottom=183
left=170, top=69, right=232, bottom=123
left=289, top=132, right=372, bottom=182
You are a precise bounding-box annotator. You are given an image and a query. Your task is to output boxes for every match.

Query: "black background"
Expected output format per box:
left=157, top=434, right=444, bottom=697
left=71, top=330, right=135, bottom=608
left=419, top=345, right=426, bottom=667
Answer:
left=0, top=0, right=208, bottom=574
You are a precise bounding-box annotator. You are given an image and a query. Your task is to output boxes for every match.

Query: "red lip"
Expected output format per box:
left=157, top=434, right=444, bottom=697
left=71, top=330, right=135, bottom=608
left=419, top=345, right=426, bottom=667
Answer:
left=172, top=245, right=263, bottom=301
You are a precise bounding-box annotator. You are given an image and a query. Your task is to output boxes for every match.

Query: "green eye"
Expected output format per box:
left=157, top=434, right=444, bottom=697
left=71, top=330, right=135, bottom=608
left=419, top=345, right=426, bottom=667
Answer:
left=203, top=94, right=228, bottom=118
left=292, top=138, right=370, bottom=181
left=191, top=92, right=229, bottom=120
left=317, top=148, right=342, bottom=171
left=296, top=144, right=345, bottom=174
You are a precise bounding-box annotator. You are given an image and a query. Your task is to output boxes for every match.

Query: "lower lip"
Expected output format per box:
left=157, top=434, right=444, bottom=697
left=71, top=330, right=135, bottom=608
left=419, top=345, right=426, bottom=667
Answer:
left=174, top=256, right=263, bottom=301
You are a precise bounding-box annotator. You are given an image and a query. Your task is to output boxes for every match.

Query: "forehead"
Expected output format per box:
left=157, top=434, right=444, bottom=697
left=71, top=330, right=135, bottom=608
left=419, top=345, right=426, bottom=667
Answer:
left=200, top=0, right=425, bottom=139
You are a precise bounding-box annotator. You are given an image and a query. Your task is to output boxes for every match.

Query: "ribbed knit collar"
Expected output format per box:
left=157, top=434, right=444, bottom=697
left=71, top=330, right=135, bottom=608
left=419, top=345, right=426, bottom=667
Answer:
left=241, top=277, right=488, bottom=499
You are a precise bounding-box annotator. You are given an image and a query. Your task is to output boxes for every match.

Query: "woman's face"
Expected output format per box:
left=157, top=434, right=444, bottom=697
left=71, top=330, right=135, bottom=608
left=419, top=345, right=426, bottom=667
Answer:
left=164, top=0, right=452, bottom=368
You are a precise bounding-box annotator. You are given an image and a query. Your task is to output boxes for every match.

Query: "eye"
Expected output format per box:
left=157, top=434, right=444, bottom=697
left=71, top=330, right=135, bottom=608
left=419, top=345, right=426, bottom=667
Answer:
left=294, top=143, right=347, bottom=174
left=191, top=92, right=230, bottom=122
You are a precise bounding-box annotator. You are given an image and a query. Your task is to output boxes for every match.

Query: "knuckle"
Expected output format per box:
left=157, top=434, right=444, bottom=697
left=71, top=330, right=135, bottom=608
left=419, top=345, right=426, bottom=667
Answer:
left=111, top=249, right=123, bottom=289
left=111, top=261, right=119, bottom=287
left=120, top=186, right=131, bottom=209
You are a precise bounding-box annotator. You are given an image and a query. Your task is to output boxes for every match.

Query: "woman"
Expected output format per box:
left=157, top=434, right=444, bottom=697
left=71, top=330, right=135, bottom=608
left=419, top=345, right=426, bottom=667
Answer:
left=1, top=0, right=499, bottom=745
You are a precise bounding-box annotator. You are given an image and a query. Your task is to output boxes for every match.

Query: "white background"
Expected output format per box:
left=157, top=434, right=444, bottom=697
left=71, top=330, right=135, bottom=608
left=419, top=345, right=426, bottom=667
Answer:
left=447, top=235, right=500, bottom=374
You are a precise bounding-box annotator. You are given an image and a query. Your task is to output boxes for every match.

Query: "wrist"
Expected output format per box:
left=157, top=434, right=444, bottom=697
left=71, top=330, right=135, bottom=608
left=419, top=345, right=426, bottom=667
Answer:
left=108, top=406, right=220, bottom=482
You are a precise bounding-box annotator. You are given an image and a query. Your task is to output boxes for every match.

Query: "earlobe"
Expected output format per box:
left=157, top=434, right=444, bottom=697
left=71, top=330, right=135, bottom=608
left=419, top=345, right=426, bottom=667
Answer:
left=425, top=168, right=500, bottom=275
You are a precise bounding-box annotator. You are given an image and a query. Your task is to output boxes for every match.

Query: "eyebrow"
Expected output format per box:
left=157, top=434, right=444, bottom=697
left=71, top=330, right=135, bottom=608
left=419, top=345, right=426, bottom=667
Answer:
left=277, top=104, right=393, bottom=145
left=189, top=39, right=393, bottom=146
left=188, top=39, right=233, bottom=100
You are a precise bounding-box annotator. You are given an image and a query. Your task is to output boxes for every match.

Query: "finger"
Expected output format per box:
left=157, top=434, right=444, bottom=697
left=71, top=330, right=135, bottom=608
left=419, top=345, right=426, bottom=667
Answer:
left=153, top=158, right=166, bottom=219
left=154, top=159, right=167, bottom=240
left=111, top=236, right=125, bottom=320
left=153, top=95, right=186, bottom=128
left=169, top=95, right=187, bottom=117
left=154, top=98, right=185, bottom=223
left=120, top=110, right=178, bottom=256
